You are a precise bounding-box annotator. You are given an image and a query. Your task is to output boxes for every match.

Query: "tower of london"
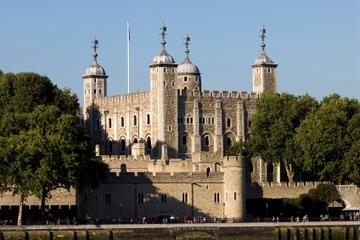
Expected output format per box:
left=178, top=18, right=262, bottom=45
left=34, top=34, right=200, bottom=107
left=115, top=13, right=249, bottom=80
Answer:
left=79, top=24, right=277, bottom=221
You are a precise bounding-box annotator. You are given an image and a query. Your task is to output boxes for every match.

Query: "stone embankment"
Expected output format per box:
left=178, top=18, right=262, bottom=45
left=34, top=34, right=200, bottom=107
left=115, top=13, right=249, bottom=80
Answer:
left=0, top=222, right=359, bottom=240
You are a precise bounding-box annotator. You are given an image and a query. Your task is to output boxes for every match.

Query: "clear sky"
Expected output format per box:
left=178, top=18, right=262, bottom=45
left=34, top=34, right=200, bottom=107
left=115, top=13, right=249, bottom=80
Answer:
left=1, top=1, right=359, bottom=103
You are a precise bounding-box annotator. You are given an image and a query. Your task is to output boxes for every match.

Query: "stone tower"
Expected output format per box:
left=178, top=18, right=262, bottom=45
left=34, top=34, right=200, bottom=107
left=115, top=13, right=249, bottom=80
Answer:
left=176, top=34, right=201, bottom=92
left=149, top=24, right=179, bottom=158
left=83, top=38, right=108, bottom=120
left=252, top=26, right=277, bottom=94
left=223, top=155, right=246, bottom=222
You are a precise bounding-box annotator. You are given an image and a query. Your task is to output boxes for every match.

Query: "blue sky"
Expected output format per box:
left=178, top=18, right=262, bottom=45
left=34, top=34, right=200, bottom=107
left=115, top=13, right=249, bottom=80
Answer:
left=0, top=1, right=359, bottom=102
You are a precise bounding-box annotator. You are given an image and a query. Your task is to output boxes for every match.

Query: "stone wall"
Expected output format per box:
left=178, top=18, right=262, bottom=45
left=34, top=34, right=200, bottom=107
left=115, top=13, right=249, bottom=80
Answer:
left=79, top=172, right=225, bottom=220
left=0, top=188, right=76, bottom=206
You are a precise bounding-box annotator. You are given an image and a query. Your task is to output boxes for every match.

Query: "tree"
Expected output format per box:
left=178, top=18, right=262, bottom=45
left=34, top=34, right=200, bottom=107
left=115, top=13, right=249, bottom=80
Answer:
left=0, top=72, right=109, bottom=225
left=249, top=93, right=318, bottom=182
left=296, top=94, right=360, bottom=183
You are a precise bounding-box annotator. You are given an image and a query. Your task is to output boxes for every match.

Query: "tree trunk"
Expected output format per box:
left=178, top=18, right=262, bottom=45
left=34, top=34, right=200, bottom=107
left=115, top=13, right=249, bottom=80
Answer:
left=17, top=195, right=24, bottom=226
left=40, top=189, right=47, bottom=223
left=284, top=160, right=295, bottom=182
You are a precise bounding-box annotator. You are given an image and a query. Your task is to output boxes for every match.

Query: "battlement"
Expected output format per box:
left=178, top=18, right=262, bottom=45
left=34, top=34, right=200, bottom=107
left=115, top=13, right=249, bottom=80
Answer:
left=104, top=171, right=224, bottom=184
left=222, top=155, right=245, bottom=168
left=101, top=154, right=150, bottom=162
left=95, top=91, right=150, bottom=105
left=261, top=181, right=326, bottom=188
left=178, top=89, right=260, bottom=100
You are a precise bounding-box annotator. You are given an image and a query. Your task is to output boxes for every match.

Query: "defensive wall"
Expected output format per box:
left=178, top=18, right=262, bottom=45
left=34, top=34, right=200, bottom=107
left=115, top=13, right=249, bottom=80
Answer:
left=247, top=181, right=360, bottom=208
left=0, top=222, right=359, bottom=240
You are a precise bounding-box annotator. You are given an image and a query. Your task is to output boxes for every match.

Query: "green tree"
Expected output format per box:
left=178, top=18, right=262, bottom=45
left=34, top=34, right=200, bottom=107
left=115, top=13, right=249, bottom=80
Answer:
left=249, top=93, right=318, bottom=181
left=0, top=72, right=109, bottom=225
left=295, top=94, right=360, bottom=183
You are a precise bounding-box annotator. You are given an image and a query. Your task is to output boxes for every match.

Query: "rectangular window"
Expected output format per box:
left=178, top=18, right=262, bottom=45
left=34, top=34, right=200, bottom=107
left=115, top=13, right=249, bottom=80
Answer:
left=138, top=193, right=144, bottom=204
left=214, top=193, right=220, bottom=203
left=108, top=118, right=112, bottom=128
left=161, top=194, right=167, bottom=203
left=105, top=193, right=111, bottom=206
left=182, top=193, right=188, bottom=203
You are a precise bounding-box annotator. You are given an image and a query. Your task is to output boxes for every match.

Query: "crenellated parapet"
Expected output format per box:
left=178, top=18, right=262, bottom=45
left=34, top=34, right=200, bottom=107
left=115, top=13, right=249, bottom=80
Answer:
left=178, top=89, right=260, bottom=101
left=103, top=171, right=224, bottom=184
left=95, top=91, right=150, bottom=105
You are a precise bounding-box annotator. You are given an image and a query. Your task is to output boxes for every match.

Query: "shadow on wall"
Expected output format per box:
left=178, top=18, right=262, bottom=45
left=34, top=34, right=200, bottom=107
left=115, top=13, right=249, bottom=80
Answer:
left=78, top=171, right=214, bottom=223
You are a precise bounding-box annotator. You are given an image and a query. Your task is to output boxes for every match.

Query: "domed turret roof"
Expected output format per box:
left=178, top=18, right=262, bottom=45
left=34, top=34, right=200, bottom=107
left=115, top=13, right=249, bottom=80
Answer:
left=177, top=57, right=200, bottom=74
left=176, top=34, right=200, bottom=74
left=254, top=52, right=274, bottom=65
left=83, top=38, right=107, bottom=77
left=84, top=60, right=106, bottom=76
left=151, top=24, right=176, bottom=66
left=152, top=49, right=175, bottom=65
left=253, top=26, right=277, bottom=66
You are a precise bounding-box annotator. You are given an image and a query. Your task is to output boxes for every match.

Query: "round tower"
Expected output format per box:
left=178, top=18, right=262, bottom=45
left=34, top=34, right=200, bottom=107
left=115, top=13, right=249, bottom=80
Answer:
left=252, top=26, right=277, bottom=94
left=223, top=155, right=246, bottom=222
left=149, top=24, right=178, bottom=158
left=176, top=34, right=201, bottom=92
left=83, top=38, right=108, bottom=120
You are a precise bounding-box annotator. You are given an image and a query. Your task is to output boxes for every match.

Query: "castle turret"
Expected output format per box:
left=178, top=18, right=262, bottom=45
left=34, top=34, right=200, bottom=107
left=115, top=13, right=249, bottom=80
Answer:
left=83, top=38, right=108, bottom=120
left=223, top=155, right=246, bottom=222
left=252, top=26, right=277, bottom=94
left=176, top=34, right=201, bottom=92
left=149, top=24, right=179, bottom=158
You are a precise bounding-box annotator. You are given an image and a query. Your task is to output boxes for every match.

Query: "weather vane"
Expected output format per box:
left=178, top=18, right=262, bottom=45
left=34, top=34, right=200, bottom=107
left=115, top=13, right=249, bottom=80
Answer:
left=260, top=25, right=266, bottom=52
left=160, top=23, right=167, bottom=45
left=184, top=34, right=191, bottom=55
left=92, top=37, right=99, bottom=57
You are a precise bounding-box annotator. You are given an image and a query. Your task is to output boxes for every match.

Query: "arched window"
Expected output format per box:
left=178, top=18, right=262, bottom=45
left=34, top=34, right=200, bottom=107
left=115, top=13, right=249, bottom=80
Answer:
left=182, top=135, right=187, bottom=146
left=206, top=167, right=210, bottom=177
left=120, top=139, right=126, bottom=153
left=184, top=77, right=187, bottom=81
left=227, top=118, right=231, bottom=128
left=134, top=115, right=137, bottom=126
left=226, top=137, right=232, bottom=147
left=147, top=114, right=150, bottom=125
left=146, top=137, right=152, bottom=153
left=184, top=87, right=187, bottom=91
left=108, top=141, right=113, bottom=153
left=121, top=117, right=125, bottom=127
left=204, top=136, right=210, bottom=146
left=120, top=163, right=127, bottom=173
left=108, top=118, right=112, bottom=128
left=133, top=138, right=138, bottom=144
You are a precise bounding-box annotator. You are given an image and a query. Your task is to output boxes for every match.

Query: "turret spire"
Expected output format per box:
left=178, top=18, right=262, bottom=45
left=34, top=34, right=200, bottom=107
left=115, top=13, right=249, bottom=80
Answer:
left=160, top=23, right=167, bottom=50
left=260, top=25, right=266, bottom=52
left=92, top=37, right=99, bottom=63
left=184, top=34, right=191, bottom=59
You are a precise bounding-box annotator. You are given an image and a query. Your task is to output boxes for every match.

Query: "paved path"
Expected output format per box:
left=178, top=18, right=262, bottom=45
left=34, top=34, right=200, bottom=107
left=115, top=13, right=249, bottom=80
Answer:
left=0, top=221, right=359, bottom=231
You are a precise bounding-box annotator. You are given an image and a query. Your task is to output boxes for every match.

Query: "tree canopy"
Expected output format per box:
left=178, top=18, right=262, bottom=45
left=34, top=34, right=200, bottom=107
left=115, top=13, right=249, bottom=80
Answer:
left=249, top=92, right=318, bottom=181
left=0, top=72, right=109, bottom=225
left=248, top=92, right=360, bottom=185
left=295, top=94, right=360, bottom=184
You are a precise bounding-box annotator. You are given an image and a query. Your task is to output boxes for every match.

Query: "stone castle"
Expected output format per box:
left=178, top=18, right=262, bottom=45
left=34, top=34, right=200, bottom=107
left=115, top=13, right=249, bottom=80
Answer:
left=0, top=25, right=359, bottom=222
left=79, top=24, right=277, bottom=221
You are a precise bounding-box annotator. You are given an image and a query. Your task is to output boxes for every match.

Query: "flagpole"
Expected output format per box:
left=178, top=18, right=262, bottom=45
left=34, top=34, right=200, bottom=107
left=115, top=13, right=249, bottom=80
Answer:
left=127, top=20, right=130, bottom=94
